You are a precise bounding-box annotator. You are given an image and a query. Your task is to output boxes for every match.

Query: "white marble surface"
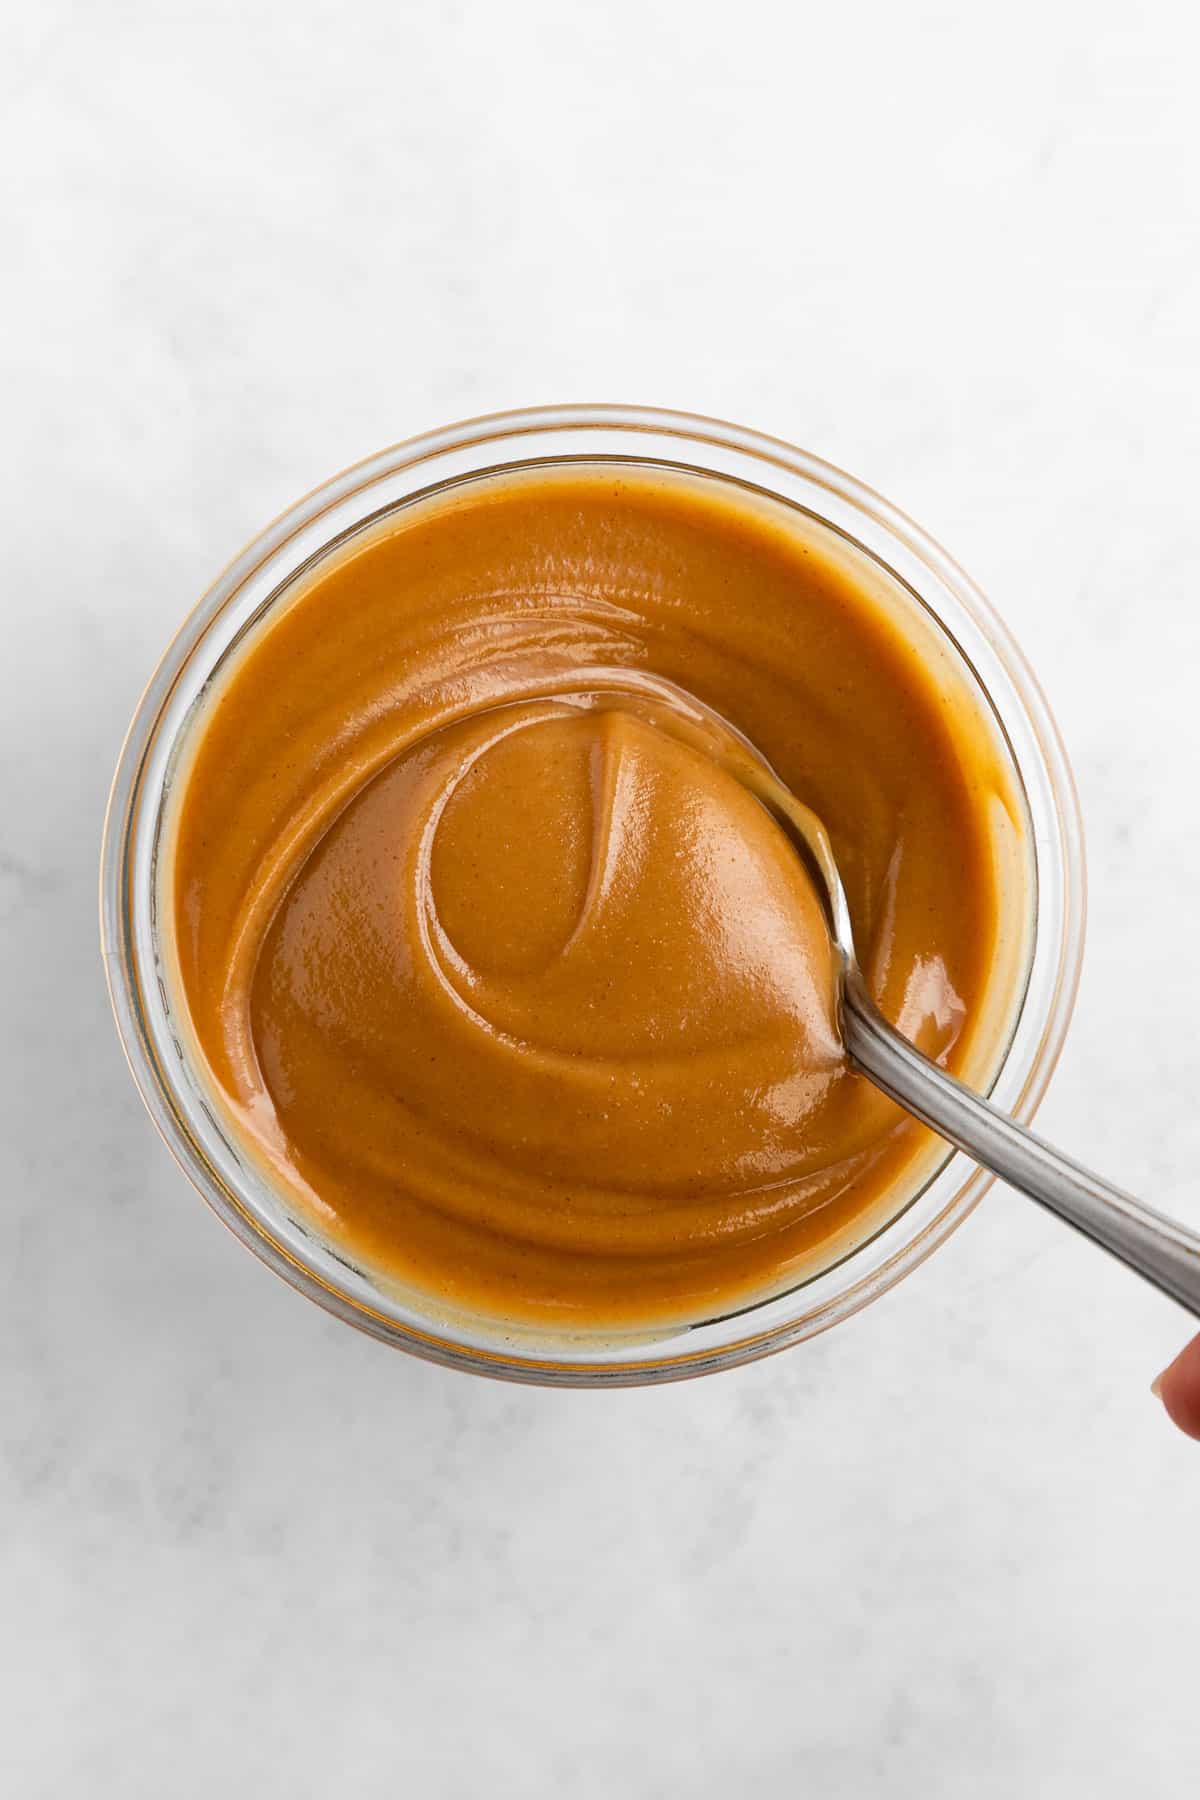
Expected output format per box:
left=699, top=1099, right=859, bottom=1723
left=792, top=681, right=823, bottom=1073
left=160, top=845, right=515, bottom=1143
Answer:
left=4, top=2, right=1199, bottom=1793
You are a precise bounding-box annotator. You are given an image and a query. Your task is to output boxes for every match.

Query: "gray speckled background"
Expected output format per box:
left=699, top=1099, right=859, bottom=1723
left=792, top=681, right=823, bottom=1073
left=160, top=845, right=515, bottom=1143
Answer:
left=4, top=3, right=1198, bottom=1794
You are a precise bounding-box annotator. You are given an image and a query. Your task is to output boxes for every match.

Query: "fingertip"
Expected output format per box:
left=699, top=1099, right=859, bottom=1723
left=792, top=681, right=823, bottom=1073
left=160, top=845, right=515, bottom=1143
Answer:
left=1154, top=1333, right=1200, bottom=1441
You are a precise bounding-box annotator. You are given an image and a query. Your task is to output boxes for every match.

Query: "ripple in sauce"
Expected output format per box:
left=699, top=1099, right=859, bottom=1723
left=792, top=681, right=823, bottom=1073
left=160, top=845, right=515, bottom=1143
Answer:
left=166, top=465, right=1029, bottom=1334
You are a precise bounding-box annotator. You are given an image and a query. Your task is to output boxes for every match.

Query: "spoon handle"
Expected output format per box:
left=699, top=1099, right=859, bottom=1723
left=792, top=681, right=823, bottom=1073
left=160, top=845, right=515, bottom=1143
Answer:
left=843, top=972, right=1200, bottom=1319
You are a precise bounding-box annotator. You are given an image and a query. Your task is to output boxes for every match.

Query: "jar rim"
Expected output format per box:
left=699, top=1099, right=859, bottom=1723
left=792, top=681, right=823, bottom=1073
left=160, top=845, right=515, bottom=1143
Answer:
left=100, top=404, right=1086, bottom=1385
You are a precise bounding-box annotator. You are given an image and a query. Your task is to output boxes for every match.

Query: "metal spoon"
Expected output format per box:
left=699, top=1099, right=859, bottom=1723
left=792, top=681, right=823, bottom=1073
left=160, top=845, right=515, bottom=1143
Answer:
left=585, top=679, right=1200, bottom=1317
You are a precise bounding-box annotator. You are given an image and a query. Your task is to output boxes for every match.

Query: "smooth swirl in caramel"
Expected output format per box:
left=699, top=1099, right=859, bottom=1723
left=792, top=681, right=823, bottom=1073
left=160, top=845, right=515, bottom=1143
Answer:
left=167, top=466, right=1023, bottom=1332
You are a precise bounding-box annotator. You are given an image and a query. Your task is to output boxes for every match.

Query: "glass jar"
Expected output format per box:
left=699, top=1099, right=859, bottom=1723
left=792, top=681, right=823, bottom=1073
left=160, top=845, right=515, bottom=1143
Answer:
left=100, top=405, right=1085, bottom=1384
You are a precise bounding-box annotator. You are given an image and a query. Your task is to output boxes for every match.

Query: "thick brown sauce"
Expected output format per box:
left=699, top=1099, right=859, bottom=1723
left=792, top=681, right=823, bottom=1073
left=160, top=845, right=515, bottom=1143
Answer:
left=168, top=466, right=1026, bottom=1332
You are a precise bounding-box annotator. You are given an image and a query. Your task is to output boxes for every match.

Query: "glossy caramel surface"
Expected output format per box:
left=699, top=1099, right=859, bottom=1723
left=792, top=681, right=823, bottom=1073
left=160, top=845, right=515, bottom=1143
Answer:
left=168, top=466, right=1024, bottom=1331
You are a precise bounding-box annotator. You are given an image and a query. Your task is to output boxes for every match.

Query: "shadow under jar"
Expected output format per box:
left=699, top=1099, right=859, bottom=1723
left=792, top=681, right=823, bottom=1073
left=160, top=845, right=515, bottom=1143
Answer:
left=101, top=406, right=1084, bottom=1385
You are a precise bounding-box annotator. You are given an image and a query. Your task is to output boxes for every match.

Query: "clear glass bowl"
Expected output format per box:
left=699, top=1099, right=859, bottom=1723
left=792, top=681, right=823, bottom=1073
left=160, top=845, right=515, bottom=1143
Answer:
left=100, top=405, right=1085, bottom=1385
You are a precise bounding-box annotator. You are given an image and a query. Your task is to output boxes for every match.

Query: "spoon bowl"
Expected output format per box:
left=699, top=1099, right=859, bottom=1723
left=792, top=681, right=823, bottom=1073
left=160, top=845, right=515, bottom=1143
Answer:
left=584, top=680, right=1200, bottom=1320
